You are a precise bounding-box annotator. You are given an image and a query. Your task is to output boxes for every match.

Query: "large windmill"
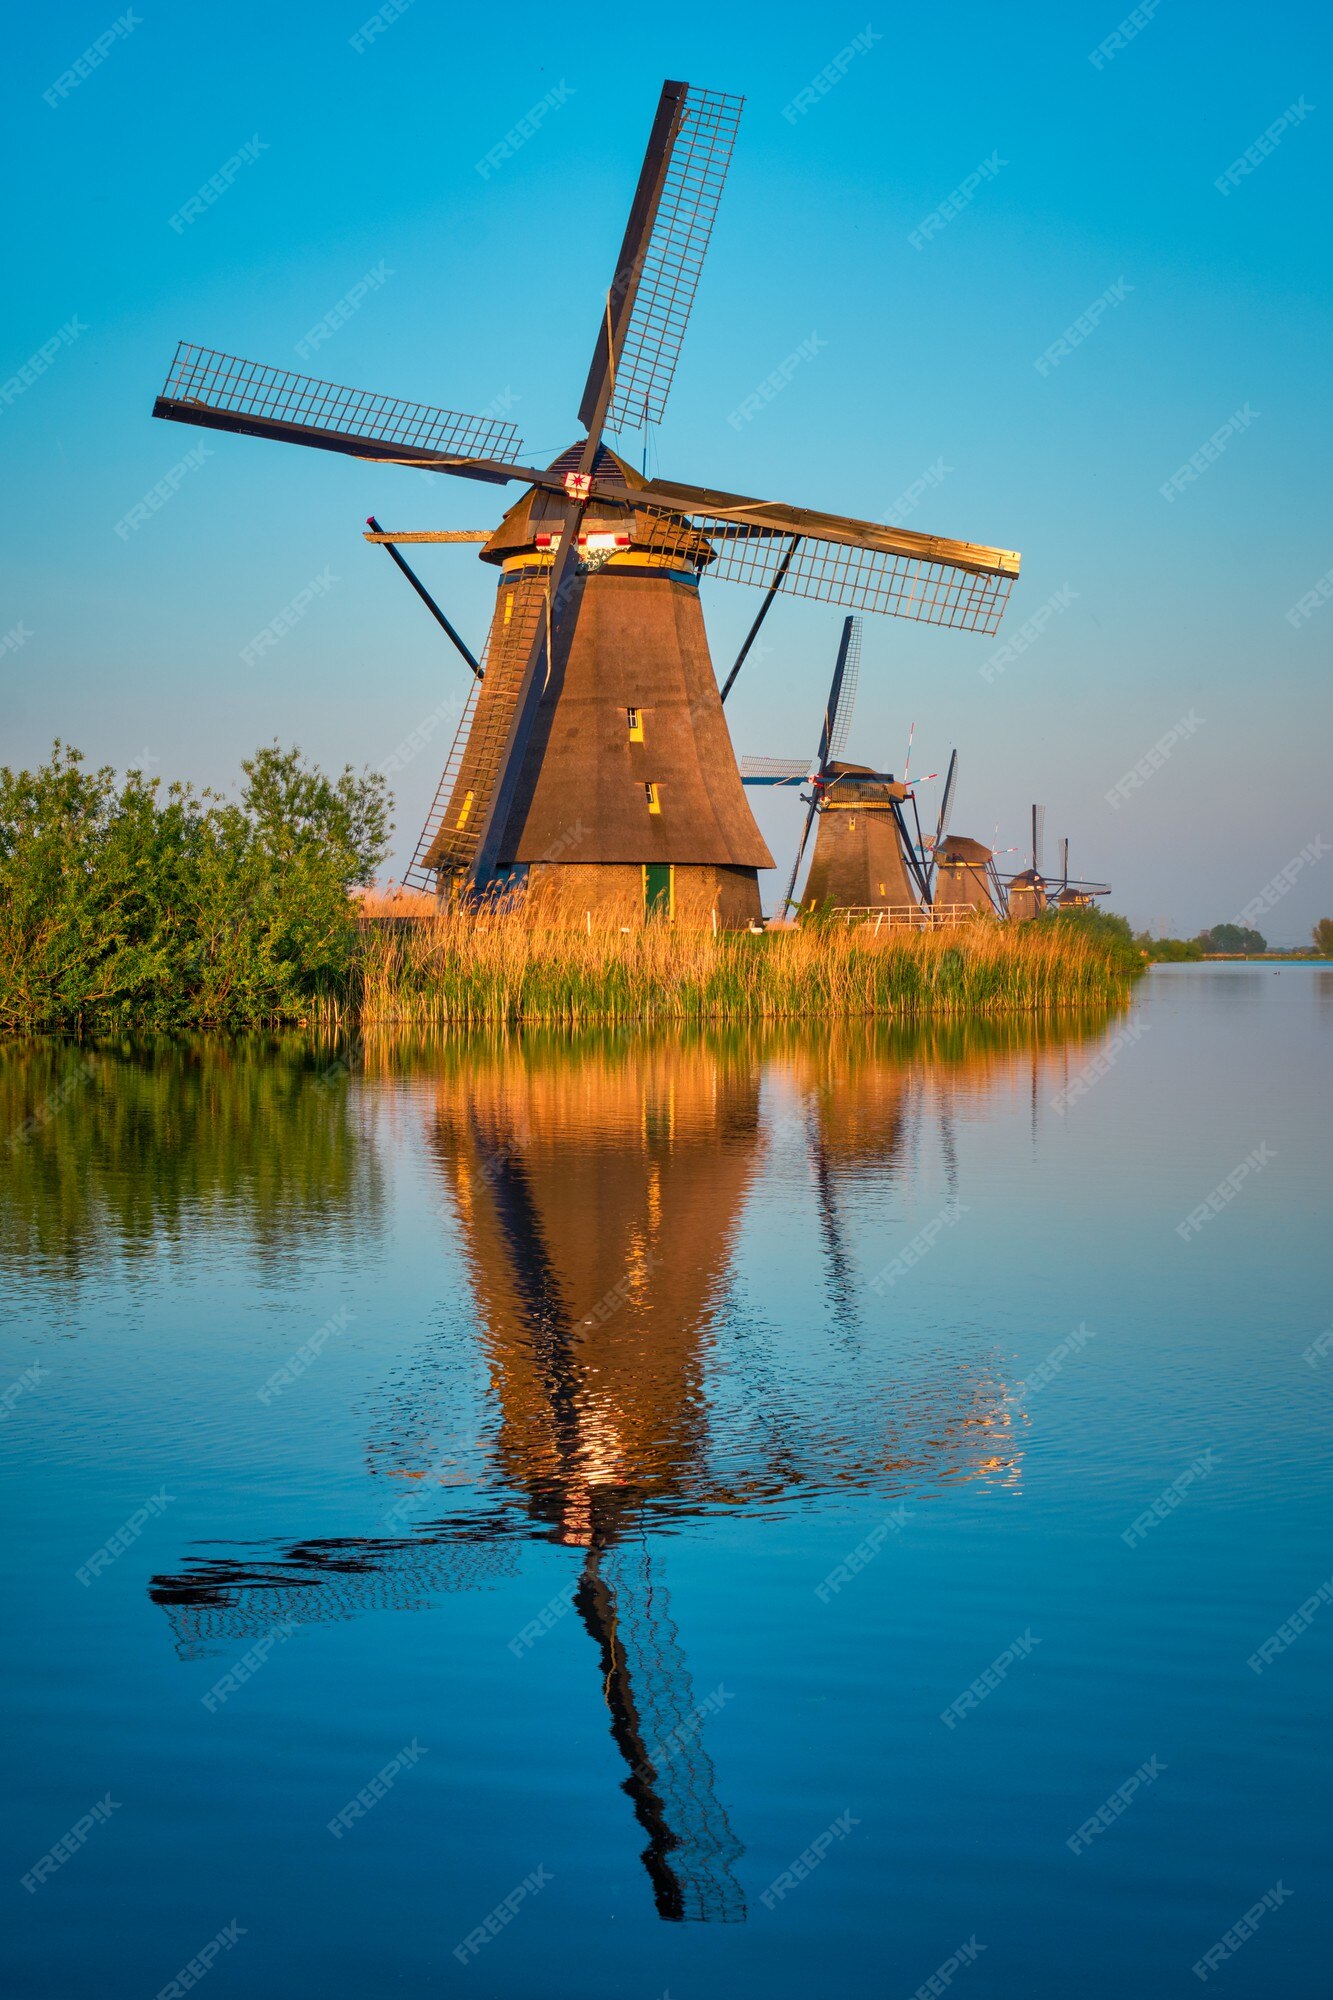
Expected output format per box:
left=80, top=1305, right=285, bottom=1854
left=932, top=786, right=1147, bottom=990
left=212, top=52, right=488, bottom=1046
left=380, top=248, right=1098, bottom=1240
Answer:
left=151, top=79, right=1020, bottom=925
left=741, top=617, right=936, bottom=917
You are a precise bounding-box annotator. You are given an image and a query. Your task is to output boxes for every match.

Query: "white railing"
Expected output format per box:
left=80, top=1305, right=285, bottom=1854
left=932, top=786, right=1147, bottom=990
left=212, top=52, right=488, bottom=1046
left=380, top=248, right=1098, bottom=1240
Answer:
left=833, top=905, right=980, bottom=930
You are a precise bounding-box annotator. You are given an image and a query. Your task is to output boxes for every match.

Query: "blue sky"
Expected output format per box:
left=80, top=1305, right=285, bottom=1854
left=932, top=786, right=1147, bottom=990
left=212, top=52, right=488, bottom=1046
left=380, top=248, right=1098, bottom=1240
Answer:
left=3, top=1, right=1330, bottom=935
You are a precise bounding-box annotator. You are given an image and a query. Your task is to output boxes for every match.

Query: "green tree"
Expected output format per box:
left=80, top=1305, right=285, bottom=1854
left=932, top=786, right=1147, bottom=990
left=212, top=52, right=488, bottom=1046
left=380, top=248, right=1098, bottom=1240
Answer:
left=1313, top=917, right=1333, bottom=957
left=1197, top=923, right=1266, bottom=955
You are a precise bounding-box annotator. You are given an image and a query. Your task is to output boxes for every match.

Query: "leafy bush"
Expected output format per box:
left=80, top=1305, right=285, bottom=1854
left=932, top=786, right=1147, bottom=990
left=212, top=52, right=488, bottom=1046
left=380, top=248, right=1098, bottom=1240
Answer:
left=1313, top=918, right=1333, bottom=957
left=1137, top=933, right=1203, bottom=962
left=0, top=743, right=390, bottom=1031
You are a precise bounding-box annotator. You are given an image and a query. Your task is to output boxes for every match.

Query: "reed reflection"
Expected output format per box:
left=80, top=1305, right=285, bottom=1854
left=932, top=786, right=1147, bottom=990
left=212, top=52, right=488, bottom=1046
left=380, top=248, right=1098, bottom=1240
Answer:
left=149, top=1013, right=1114, bottom=1922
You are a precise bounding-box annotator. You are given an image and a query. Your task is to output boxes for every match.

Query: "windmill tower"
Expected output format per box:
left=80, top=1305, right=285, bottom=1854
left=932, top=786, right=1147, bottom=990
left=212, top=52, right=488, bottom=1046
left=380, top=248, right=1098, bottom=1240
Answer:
left=150, top=80, right=1020, bottom=926
left=741, top=618, right=932, bottom=918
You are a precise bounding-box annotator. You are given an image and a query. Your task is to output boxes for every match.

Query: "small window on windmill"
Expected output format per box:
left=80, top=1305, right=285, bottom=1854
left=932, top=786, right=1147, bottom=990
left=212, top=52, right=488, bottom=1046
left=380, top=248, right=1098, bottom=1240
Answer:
left=848, top=816, right=857, bottom=830
left=645, top=782, right=661, bottom=815
left=627, top=707, right=644, bottom=742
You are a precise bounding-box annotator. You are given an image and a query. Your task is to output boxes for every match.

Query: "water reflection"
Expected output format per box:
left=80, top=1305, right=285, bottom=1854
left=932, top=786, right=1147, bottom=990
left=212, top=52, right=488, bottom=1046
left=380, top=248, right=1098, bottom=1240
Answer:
left=142, top=1014, right=1114, bottom=1923
left=0, top=1036, right=383, bottom=1282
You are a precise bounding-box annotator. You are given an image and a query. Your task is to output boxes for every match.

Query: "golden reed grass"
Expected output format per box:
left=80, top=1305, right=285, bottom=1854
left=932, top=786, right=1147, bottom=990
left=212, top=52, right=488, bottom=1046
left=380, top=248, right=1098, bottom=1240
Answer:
left=334, top=906, right=1136, bottom=1029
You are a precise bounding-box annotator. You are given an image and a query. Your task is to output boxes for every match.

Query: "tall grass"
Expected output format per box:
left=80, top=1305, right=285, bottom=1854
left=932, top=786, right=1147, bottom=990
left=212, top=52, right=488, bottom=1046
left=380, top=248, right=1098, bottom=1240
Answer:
left=333, top=909, right=1138, bottom=1029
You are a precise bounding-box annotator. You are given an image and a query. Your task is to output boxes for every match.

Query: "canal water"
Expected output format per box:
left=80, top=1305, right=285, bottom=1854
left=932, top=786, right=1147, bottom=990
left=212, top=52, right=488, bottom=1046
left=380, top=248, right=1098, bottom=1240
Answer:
left=2, top=967, right=1330, bottom=1998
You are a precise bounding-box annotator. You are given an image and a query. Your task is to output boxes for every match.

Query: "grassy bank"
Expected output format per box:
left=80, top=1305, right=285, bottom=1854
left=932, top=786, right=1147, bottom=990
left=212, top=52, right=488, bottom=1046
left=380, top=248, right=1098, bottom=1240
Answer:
left=341, top=908, right=1140, bottom=1028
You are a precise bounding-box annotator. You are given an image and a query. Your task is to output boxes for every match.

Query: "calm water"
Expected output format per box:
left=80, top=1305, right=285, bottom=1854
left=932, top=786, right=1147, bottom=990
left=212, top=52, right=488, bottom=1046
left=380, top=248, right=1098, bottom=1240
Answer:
left=3, top=968, right=1331, bottom=1998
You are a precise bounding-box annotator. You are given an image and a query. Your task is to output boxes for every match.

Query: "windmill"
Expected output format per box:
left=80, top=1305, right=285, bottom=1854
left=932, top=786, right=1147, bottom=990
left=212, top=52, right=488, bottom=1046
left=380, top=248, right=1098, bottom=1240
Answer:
left=1005, top=804, right=1049, bottom=921
left=914, top=750, right=1008, bottom=917
left=151, top=79, right=1020, bottom=925
left=1049, top=835, right=1112, bottom=910
left=740, top=617, right=933, bottom=917
left=930, top=833, right=1007, bottom=916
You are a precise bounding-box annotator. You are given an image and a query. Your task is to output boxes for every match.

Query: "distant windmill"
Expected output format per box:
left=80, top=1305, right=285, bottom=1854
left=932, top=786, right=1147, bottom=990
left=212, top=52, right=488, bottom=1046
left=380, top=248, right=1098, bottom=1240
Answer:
left=930, top=833, right=1007, bottom=916
left=1051, top=835, right=1112, bottom=910
left=907, top=750, right=1013, bottom=918
left=1005, top=804, right=1049, bottom=921
left=150, top=78, right=1021, bottom=925
left=740, top=617, right=932, bottom=916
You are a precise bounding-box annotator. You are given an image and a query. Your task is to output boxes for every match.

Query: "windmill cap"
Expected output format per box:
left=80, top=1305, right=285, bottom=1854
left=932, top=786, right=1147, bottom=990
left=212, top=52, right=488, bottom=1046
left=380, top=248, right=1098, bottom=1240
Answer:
left=937, top=835, right=992, bottom=861
left=823, top=762, right=909, bottom=801
left=480, top=440, right=714, bottom=568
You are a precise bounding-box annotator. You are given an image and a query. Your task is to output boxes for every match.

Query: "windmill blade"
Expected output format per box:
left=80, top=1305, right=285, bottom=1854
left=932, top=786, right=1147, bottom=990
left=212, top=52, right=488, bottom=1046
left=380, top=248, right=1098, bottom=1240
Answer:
left=1060, top=836, right=1069, bottom=892
left=153, top=343, right=524, bottom=476
left=739, top=756, right=810, bottom=785
left=902, top=721, right=915, bottom=784
left=817, top=618, right=857, bottom=777
left=580, top=81, right=743, bottom=438
left=783, top=617, right=855, bottom=912
left=461, top=80, right=730, bottom=889
left=933, top=749, right=959, bottom=856
left=582, top=83, right=743, bottom=435
left=782, top=791, right=820, bottom=912
left=827, top=618, right=862, bottom=760
left=893, top=796, right=933, bottom=903
left=1032, top=803, right=1045, bottom=875
left=612, top=474, right=1019, bottom=633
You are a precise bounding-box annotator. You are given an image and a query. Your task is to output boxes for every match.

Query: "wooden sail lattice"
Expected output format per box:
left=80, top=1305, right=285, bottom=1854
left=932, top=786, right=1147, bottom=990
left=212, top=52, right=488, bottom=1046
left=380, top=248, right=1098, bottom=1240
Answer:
left=630, top=506, right=1017, bottom=634
left=606, top=86, right=743, bottom=432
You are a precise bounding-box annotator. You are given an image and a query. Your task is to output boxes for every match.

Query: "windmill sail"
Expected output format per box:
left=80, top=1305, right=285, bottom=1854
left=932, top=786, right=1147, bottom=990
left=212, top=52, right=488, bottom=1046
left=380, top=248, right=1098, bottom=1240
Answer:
left=614, top=488, right=1018, bottom=634
left=153, top=343, right=523, bottom=470
left=739, top=755, right=810, bottom=785
left=924, top=748, right=959, bottom=893
left=598, top=85, right=744, bottom=433
left=827, top=617, right=862, bottom=759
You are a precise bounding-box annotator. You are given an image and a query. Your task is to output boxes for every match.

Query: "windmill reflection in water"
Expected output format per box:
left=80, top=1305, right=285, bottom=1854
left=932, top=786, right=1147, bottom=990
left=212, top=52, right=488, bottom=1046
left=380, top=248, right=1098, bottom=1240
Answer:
left=148, top=1028, right=1091, bottom=1921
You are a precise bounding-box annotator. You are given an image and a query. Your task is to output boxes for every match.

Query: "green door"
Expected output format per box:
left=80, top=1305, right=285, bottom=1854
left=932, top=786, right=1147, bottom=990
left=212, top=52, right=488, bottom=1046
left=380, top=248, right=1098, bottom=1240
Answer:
left=643, top=863, right=674, bottom=918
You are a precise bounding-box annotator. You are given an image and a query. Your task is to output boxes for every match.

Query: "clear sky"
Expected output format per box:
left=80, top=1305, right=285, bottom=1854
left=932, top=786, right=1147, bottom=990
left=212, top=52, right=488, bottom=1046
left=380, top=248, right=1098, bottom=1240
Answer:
left=3, top=1, right=1330, bottom=937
